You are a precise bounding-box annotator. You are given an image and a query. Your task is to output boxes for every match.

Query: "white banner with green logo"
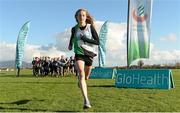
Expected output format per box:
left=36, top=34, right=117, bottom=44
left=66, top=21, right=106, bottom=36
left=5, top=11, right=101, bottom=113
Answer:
left=127, top=0, right=153, bottom=66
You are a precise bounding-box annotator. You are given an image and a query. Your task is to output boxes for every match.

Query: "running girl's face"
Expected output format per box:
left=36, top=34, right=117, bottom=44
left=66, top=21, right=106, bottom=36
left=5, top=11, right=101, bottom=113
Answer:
left=77, top=10, right=87, bottom=23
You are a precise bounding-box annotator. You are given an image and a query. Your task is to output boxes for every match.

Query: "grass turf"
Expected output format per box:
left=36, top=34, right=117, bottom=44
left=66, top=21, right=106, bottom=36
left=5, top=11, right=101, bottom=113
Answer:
left=0, top=69, right=180, bottom=112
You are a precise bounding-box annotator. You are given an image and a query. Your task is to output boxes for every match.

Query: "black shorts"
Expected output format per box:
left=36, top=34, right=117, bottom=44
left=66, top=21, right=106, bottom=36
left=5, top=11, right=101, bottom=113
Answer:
left=75, top=54, right=93, bottom=66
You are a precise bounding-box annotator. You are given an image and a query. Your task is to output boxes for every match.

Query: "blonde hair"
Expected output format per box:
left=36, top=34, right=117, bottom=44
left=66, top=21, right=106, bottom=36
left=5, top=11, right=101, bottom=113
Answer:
left=75, top=8, right=94, bottom=27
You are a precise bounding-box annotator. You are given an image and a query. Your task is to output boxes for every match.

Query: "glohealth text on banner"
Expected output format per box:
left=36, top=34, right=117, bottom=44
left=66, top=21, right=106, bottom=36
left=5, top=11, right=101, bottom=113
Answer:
left=90, top=67, right=116, bottom=79
left=115, top=69, right=174, bottom=89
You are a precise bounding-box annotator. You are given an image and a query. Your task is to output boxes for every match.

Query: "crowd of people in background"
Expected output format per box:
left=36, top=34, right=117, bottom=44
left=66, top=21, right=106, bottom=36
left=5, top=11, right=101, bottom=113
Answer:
left=32, top=55, right=77, bottom=77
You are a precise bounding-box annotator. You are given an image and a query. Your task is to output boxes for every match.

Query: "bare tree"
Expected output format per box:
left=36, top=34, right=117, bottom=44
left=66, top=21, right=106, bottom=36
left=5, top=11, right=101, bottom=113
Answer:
left=175, top=62, right=180, bottom=69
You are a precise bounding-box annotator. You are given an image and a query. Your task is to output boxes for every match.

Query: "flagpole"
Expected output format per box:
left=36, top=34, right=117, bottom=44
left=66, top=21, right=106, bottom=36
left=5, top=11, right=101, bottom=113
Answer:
left=15, top=37, right=18, bottom=77
left=98, top=45, right=100, bottom=67
left=127, top=0, right=130, bottom=68
left=14, top=62, right=17, bottom=77
left=98, top=46, right=100, bottom=67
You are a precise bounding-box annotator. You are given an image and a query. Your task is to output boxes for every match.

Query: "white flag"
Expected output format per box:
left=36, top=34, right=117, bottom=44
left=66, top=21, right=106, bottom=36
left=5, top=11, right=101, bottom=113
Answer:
left=127, top=0, right=153, bottom=66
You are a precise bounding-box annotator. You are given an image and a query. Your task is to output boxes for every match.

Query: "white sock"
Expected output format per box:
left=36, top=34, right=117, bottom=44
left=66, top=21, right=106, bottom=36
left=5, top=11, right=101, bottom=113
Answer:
left=84, top=99, right=91, bottom=106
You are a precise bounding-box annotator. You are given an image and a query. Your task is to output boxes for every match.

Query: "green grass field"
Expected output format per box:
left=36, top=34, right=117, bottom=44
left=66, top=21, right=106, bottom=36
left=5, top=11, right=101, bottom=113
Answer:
left=0, top=69, right=180, bottom=112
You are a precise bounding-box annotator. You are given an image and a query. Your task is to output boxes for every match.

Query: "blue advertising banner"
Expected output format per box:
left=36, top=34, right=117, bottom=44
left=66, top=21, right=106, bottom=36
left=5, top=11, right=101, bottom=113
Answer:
left=15, top=21, right=30, bottom=69
left=115, top=69, right=174, bottom=89
left=90, top=67, right=116, bottom=79
left=98, top=21, right=109, bottom=67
